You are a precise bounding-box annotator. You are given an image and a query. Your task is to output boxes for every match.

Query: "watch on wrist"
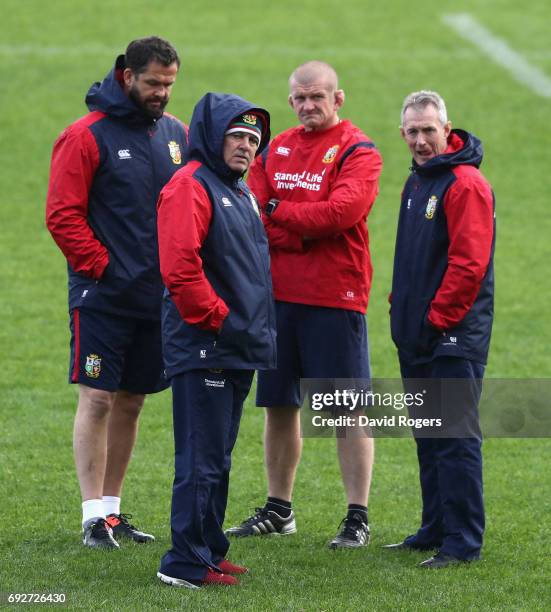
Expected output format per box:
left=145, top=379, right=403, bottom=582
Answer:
left=265, top=198, right=279, bottom=217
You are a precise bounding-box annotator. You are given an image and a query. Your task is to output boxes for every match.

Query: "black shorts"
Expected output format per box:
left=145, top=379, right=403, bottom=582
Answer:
left=256, top=302, right=370, bottom=408
left=69, top=307, right=168, bottom=394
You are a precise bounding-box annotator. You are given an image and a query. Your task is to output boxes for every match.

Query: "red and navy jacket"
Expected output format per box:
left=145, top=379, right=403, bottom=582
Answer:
left=158, top=93, right=277, bottom=376
left=390, top=129, right=495, bottom=365
left=46, top=55, right=188, bottom=320
left=247, top=120, right=382, bottom=314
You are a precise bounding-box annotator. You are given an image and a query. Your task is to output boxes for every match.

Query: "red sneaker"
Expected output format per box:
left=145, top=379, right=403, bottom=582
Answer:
left=202, top=568, right=239, bottom=586
left=218, top=559, right=249, bottom=575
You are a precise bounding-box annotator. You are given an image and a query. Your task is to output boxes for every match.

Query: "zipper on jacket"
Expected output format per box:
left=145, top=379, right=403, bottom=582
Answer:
left=243, top=186, right=277, bottom=357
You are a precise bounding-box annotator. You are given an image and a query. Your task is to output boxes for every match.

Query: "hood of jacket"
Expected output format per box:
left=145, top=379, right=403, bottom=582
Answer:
left=414, top=129, right=484, bottom=175
left=185, top=92, right=270, bottom=181
left=85, top=55, right=155, bottom=124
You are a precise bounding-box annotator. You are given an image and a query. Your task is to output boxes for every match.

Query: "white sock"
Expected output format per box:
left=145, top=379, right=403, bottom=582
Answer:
left=82, top=499, right=105, bottom=526
left=102, top=496, right=121, bottom=517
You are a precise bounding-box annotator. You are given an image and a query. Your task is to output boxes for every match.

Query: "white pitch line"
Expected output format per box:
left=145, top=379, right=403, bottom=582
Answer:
left=0, top=43, right=479, bottom=59
left=2, top=41, right=551, bottom=60
left=442, top=12, right=551, bottom=99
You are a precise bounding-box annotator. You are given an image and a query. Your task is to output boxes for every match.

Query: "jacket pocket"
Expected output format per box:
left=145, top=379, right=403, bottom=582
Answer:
left=218, top=310, right=239, bottom=344
left=97, top=258, right=124, bottom=295
left=417, top=304, right=441, bottom=355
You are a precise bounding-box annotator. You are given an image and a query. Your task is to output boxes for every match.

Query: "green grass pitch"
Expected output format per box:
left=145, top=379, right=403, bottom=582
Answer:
left=1, top=0, right=550, bottom=609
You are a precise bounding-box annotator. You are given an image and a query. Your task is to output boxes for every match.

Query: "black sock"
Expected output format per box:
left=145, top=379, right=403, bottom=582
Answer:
left=266, top=497, right=292, bottom=518
left=347, top=504, right=368, bottom=524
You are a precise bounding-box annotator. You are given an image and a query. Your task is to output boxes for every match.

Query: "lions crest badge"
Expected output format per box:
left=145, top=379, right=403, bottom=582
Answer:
left=85, top=354, right=102, bottom=379
left=425, top=195, right=438, bottom=219
left=242, top=114, right=257, bottom=125
left=322, top=145, right=339, bottom=164
left=168, top=141, right=182, bottom=165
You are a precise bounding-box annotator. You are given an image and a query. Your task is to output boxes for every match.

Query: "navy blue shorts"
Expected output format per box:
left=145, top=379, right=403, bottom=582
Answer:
left=69, top=307, right=168, bottom=394
left=256, top=301, right=370, bottom=408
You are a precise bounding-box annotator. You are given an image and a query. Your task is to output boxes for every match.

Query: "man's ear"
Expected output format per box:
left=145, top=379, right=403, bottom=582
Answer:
left=334, top=89, right=345, bottom=110
left=444, top=121, right=452, bottom=138
left=288, top=94, right=294, bottom=109
left=399, top=126, right=406, bottom=141
left=123, top=68, right=134, bottom=89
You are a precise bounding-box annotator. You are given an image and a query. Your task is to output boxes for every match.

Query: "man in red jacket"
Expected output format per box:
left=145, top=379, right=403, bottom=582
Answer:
left=46, top=37, right=186, bottom=549
left=156, top=93, right=275, bottom=589
left=226, top=61, right=382, bottom=548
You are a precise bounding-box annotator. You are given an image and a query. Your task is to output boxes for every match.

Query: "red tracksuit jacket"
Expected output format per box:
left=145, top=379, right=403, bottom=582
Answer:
left=247, top=119, right=382, bottom=314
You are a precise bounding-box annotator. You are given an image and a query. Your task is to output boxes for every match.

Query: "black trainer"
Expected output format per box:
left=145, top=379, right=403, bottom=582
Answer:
left=328, top=513, right=370, bottom=549
left=82, top=517, right=120, bottom=549
left=105, top=513, right=155, bottom=543
left=419, top=552, right=471, bottom=569
left=225, top=507, right=296, bottom=537
left=383, top=540, right=438, bottom=551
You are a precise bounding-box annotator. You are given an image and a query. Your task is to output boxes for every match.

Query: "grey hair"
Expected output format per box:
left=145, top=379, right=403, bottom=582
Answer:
left=400, top=90, right=448, bottom=126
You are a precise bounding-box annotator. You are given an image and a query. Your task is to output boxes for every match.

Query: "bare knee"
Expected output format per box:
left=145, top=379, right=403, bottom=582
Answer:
left=265, top=406, right=300, bottom=432
left=114, top=391, right=145, bottom=419
left=77, top=386, right=115, bottom=422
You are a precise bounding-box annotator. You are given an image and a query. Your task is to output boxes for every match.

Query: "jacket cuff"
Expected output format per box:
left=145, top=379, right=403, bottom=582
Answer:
left=427, top=310, right=446, bottom=331
left=207, top=301, right=230, bottom=333
left=91, top=253, right=110, bottom=280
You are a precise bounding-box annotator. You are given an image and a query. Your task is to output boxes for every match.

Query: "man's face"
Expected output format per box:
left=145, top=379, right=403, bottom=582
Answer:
left=223, top=132, right=260, bottom=174
left=124, top=60, right=179, bottom=119
left=288, top=79, right=344, bottom=131
left=400, top=104, right=452, bottom=165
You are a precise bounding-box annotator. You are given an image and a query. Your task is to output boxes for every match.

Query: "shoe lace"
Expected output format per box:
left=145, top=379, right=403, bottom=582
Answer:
left=90, top=519, right=113, bottom=540
left=243, top=507, right=268, bottom=525
left=116, top=513, right=136, bottom=529
left=338, top=517, right=365, bottom=539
